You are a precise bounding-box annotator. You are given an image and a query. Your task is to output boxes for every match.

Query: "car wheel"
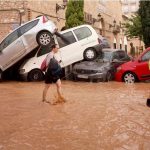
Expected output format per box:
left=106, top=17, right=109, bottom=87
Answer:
left=84, top=48, right=97, bottom=61
left=123, top=72, right=137, bottom=83
left=0, top=70, right=3, bottom=82
left=37, top=31, right=53, bottom=47
left=28, top=69, right=44, bottom=82
left=105, top=71, right=112, bottom=82
left=73, top=74, right=78, bottom=82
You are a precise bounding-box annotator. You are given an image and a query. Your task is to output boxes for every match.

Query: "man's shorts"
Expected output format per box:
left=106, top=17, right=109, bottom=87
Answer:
left=45, top=72, right=60, bottom=84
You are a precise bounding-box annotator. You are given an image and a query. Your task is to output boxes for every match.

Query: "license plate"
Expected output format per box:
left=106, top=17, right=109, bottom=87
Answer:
left=77, top=74, right=88, bottom=79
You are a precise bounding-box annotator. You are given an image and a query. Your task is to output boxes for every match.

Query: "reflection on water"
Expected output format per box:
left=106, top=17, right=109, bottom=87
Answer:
left=0, top=81, right=150, bottom=150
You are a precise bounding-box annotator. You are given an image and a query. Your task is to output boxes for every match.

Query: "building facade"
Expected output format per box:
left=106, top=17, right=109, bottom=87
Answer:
left=0, top=0, right=66, bottom=41
left=121, top=0, right=139, bottom=16
left=84, top=0, right=124, bottom=50
left=0, top=0, right=144, bottom=55
left=121, top=0, right=144, bottom=55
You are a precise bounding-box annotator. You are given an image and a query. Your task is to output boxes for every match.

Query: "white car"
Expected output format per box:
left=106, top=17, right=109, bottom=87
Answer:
left=0, top=15, right=57, bottom=81
left=19, top=24, right=102, bottom=81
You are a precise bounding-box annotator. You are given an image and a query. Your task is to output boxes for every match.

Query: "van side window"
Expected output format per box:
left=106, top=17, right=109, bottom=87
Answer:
left=74, top=27, right=92, bottom=41
left=37, top=46, right=52, bottom=57
left=0, top=30, right=19, bottom=51
left=20, top=20, right=39, bottom=36
left=56, top=31, right=76, bottom=48
left=141, top=51, right=150, bottom=61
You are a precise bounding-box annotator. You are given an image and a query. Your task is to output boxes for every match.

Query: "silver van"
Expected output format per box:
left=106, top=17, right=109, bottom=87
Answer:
left=0, top=16, right=57, bottom=80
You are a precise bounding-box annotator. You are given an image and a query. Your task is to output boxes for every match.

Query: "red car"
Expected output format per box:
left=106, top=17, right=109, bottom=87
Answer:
left=115, top=47, right=150, bottom=83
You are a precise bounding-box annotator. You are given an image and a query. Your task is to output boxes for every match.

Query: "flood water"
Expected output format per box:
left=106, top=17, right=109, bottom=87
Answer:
left=0, top=81, right=150, bottom=150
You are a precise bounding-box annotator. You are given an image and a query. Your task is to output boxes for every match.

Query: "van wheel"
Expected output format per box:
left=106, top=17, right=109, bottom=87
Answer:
left=28, top=69, right=44, bottom=81
left=0, top=70, right=3, bottom=82
left=37, top=31, right=53, bottom=47
left=84, top=48, right=97, bottom=61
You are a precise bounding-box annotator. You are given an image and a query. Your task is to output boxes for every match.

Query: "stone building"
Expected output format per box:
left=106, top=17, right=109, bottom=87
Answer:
left=84, top=0, right=144, bottom=54
left=0, top=0, right=66, bottom=41
left=0, top=0, right=145, bottom=54
left=84, top=0, right=124, bottom=49
left=121, top=0, right=144, bottom=55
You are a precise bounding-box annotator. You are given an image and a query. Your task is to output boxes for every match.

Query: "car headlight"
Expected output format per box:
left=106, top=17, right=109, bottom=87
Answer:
left=97, top=68, right=104, bottom=73
left=116, top=66, right=122, bottom=72
left=19, top=69, right=25, bottom=74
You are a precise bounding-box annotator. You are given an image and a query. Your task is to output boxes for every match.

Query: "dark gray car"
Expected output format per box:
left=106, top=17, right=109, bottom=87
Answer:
left=72, top=49, right=130, bottom=82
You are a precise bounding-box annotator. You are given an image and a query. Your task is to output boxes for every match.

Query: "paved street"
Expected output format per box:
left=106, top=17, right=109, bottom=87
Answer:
left=0, top=81, right=150, bottom=150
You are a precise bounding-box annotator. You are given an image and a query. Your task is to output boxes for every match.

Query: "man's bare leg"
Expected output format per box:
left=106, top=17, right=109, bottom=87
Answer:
left=42, top=84, right=50, bottom=102
left=56, top=79, right=66, bottom=103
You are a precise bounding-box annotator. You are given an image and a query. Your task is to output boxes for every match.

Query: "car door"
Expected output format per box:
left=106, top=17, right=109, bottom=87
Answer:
left=0, top=29, right=25, bottom=70
left=136, top=50, right=150, bottom=79
left=56, top=31, right=81, bottom=67
left=19, top=19, right=39, bottom=52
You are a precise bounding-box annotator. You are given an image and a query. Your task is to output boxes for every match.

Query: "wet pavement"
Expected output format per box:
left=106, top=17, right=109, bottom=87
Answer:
left=0, top=81, right=150, bottom=150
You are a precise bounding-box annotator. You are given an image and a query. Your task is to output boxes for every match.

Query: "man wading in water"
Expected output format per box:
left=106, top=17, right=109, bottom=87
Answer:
left=42, top=44, right=66, bottom=104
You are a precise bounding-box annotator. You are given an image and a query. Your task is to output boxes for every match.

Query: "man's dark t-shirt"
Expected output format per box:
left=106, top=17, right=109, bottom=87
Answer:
left=45, top=56, right=62, bottom=84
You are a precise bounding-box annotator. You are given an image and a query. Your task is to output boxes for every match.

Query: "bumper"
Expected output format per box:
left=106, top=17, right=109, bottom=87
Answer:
left=73, top=72, right=106, bottom=81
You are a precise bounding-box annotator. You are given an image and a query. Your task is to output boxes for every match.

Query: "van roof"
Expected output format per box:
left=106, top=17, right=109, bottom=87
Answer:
left=59, top=24, right=92, bottom=34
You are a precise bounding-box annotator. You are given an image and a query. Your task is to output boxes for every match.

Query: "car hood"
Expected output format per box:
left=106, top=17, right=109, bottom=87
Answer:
left=74, top=61, right=109, bottom=70
left=121, top=60, right=137, bottom=68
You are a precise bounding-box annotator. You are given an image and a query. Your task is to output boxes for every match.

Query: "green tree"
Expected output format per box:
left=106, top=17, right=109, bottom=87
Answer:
left=65, top=0, right=84, bottom=29
left=124, top=14, right=142, bottom=41
left=139, top=1, right=150, bottom=48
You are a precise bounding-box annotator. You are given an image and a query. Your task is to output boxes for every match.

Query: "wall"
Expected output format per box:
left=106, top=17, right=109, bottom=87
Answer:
left=84, top=0, right=124, bottom=49
left=27, top=0, right=66, bottom=31
left=0, top=0, right=66, bottom=42
left=0, top=0, right=27, bottom=41
left=0, top=0, right=145, bottom=54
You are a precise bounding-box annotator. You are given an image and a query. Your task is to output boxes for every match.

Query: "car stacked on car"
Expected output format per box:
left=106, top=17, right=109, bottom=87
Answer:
left=0, top=16, right=103, bottom=81
left=19, top=24, right=103, bottom=81
left=0, top=16, right=57, bottom=81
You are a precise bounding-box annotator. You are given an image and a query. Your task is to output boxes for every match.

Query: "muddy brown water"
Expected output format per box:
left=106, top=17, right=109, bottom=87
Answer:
left=0, top=81, right=150, bottom=150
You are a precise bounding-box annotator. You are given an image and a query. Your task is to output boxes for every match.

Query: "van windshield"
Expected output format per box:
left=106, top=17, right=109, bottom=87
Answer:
left=55, top=31, right=76, bottom=48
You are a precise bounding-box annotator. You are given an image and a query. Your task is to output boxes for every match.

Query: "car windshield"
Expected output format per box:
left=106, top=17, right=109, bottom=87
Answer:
left=102, top=38, right=108, bottom=43
left=97, top=51, right=112, bottom=62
